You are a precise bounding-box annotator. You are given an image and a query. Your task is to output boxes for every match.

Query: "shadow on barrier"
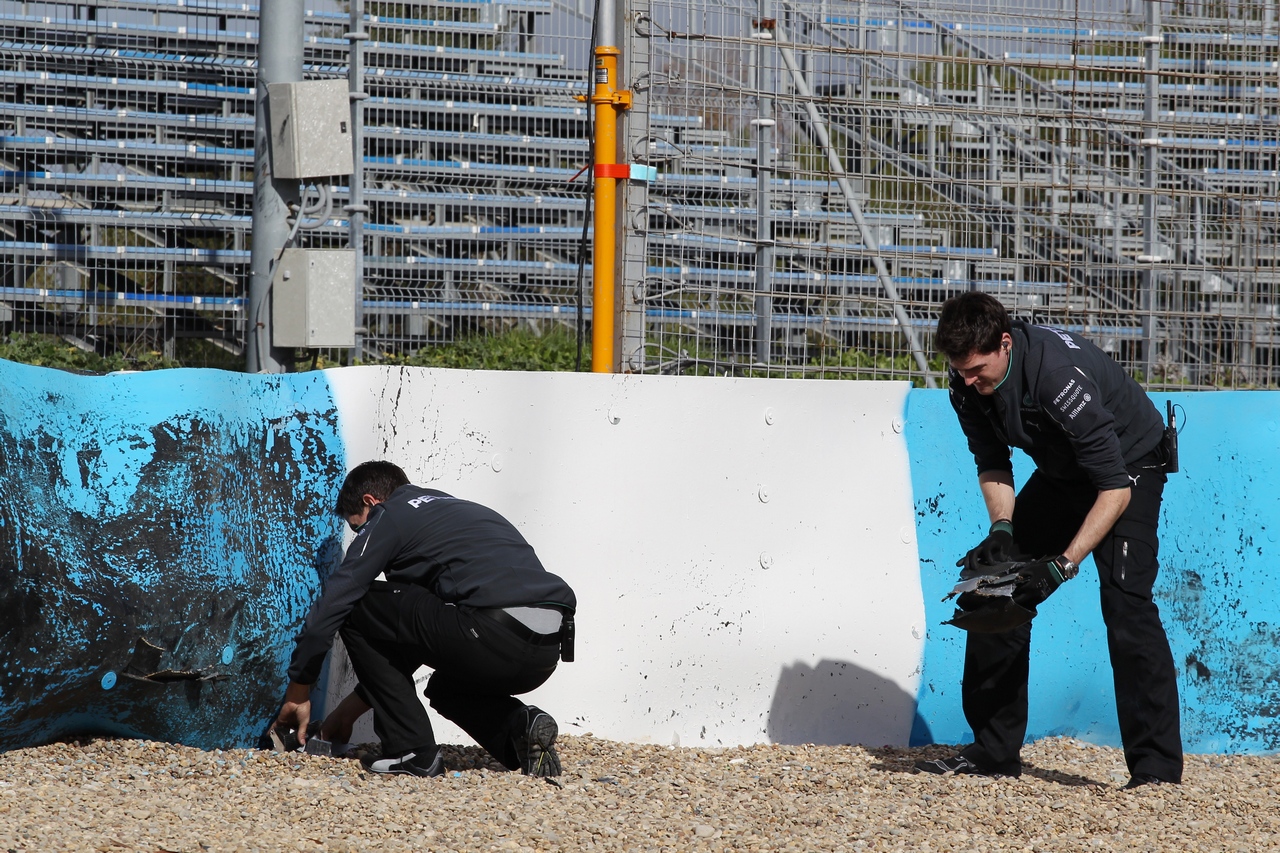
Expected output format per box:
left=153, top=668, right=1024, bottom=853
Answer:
left=766, top=658, right=932, bottom=747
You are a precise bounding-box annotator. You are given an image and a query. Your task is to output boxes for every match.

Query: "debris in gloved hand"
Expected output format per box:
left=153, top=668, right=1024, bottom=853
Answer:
left=942, top=560, right=1039, bottom=633
left=943, top=564, right=1023, bottom=601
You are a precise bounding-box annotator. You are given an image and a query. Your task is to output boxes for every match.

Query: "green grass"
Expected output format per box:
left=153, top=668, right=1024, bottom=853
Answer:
left=386, top=328, right=590, bottom=372
left=0, top=333, right=180, bottom=373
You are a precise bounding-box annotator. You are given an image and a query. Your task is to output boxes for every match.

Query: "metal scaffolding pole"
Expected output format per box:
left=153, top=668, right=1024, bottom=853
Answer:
left=619, top=0, right=651, bottom=373
left=591, top=0, right=631, bottom=372
left=247, top=0, right=304, bottom=374
left=753, top=5, right=776, bottom=366
left=1140, top=0, right=1161, bottom=384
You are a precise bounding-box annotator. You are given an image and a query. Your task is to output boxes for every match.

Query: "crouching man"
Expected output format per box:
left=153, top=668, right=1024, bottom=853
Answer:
left=273, top=460, right=576, bottom=778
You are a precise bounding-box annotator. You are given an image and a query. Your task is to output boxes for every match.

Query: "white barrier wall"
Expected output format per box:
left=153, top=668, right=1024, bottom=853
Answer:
left=324, top=367, right=924, bottom=748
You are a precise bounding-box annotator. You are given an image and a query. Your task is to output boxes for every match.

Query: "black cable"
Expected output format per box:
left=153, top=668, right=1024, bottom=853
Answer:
left=574, top=0, right=601, bottom=372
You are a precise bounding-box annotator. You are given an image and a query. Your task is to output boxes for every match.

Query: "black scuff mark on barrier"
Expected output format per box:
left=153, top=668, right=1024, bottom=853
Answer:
left=77, top=447, right=102, bottom=489
left=1163, top=561, right=1280, bottom=750
left=919, top=493, right=944, bottom=519
left=0, top=378, right=346, bottom=752
left=913, top=485, right=960, bottom=551
left=392, top=367, right=405, bottom=414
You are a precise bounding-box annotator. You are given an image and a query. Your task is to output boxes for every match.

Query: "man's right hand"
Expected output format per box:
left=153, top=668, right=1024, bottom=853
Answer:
left=1012, top=557, right=1072, bottom=609
left=273, top=681, right=313, bottom=746
left=957, top=520, right=1016, bottom=573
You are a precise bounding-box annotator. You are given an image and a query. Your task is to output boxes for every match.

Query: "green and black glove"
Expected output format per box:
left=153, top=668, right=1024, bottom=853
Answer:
left=957, top=520, right=1017, bottom=575
left=1012, top=556, right=1078, bottom=609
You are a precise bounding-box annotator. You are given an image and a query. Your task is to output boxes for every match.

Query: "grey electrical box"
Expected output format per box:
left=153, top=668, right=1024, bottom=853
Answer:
left=272, top=249, right=356, bottom=348
left=268, top=79, right=354, bottom=179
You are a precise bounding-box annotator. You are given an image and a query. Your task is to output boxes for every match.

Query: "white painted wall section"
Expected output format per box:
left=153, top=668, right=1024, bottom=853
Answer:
left=324, top=367, right=925, bottom=748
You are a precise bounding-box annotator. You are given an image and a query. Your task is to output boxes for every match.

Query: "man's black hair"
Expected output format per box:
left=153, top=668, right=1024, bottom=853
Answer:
left=334, top=460, right=410, bottom=517
left=934, top=292, right=1012, bottom=361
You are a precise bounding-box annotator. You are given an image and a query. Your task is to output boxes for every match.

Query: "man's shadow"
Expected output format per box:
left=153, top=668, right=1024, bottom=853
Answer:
left=867, top=744, right=1105, bottom=787
left=766, top=658, right=929, bottom=747
left=766, top=660, right=1105, bottom=788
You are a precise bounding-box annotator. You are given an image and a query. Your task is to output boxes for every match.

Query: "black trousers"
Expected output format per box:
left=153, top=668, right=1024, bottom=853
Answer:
left=339, top=581, right=561, bottom=768
left=959, top=457, right=1183, bottom=782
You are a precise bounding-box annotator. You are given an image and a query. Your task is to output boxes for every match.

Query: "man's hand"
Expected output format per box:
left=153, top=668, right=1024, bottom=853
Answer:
left=958, top=520, right=1017, bottom=573
left=1012, top=557, right=1076, bottom=609
left=273, top=681, right=313, bottom=745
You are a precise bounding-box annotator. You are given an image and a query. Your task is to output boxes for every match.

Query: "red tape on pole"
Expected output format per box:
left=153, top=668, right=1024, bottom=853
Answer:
left=593, top=163, right=631, bottom=179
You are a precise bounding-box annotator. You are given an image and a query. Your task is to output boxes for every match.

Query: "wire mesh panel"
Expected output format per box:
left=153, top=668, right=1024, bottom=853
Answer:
left=630, top=0, right=1280, bottom=387
left=349, top=0, right=594, bottom=363
left=0, top=0, right=262, bottom=366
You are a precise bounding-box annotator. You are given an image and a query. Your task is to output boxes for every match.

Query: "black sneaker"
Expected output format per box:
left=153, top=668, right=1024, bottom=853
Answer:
left=914, top=754, right=1016, bottom=778
left=512, top=707, right=561, bottom=777
left=1123, top=774, right=1169, bottom=790
left=361, top=748, right=444, bottom=778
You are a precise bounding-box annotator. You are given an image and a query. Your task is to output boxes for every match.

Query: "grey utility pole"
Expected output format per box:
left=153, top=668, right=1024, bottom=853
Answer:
left=247, top=0, right=305, bottom=373
left=347, top=0, right=369, bottom=366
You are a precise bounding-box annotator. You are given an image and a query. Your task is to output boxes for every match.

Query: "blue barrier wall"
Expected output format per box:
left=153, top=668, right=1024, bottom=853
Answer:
left=0, top=360, right=345, bottom=750
left=908, top=388, right=1280, bottom=754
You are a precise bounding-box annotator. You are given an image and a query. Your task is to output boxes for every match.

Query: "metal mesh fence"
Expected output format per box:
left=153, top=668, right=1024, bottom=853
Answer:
left=631, top=0, right=1280, bottom=387
left=0, top=0, right=262, bottom=366
left=352, top=0, right=593, bottom=362
left=3, top=0, right=1279, bottom=386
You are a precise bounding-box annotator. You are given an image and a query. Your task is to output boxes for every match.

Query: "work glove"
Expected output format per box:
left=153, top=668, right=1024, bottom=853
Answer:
left=1011, top=556, right=1077, bottom=610
left=957, top=520, right=1017, bottom=575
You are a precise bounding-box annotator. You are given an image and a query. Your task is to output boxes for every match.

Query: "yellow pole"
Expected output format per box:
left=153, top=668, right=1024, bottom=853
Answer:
left=590, top=45, right=630, bottom=372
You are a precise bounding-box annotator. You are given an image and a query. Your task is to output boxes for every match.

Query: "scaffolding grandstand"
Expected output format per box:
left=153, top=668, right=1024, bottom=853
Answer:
left=2, top=0, right=1279, bottom=386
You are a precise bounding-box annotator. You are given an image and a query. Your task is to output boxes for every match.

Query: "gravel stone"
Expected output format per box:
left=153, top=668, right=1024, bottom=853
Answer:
left=0, top=736, right=1277, bottom=850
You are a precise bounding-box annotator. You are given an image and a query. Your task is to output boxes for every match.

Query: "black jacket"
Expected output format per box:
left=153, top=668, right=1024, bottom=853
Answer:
left=288, top=485, right=576, bottom=684
left=949, top=321, right=1164, bottom=491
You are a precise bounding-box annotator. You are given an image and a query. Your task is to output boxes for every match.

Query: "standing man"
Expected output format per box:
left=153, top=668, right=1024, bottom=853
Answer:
left=916, top=292, right=1180, bottom=789
left=273, top=460, right=576, bottom=778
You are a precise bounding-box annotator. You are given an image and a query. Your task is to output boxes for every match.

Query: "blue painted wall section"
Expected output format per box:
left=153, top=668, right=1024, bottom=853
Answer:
left=907, top=388, right=1280, bottom=755
left=1159, top=391, right=1280, bottom=753
left=0, top=360, right=345, bottom=751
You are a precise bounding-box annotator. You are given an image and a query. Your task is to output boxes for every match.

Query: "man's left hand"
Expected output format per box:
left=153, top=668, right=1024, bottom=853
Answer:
left=273, top=682, right=313, bottom=745
left=1012, top=557, right=1075, bottom=609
